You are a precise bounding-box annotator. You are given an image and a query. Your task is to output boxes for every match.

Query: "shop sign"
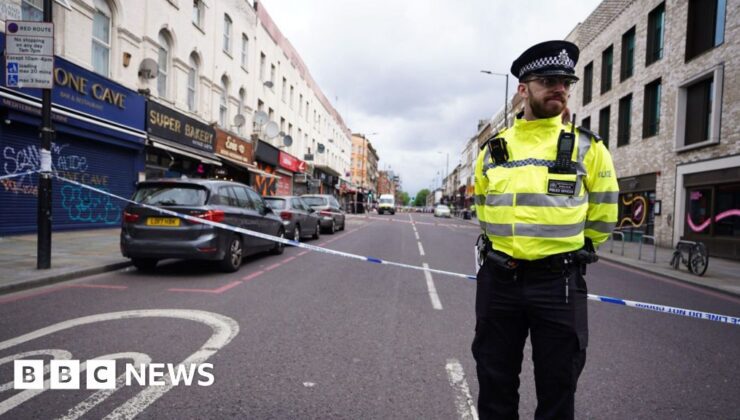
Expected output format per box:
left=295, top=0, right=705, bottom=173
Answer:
left=255, top=140, right=279, bottom=167
left=0, top=32, right=146, bottom=130
left=147, top=101, right=214, bottom=153
left=278, top=151, right=305, bottom=173
left=214, top=128, right=253, bottom=165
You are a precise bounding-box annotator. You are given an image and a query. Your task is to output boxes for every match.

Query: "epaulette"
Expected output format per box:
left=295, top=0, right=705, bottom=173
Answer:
left=577, top=125, right=602, bottom=142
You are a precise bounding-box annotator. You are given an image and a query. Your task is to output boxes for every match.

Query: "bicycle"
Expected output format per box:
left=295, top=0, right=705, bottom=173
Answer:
left=670, top=240, right=709, bottom=276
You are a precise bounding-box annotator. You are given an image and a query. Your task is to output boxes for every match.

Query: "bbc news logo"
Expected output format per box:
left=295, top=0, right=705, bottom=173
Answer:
left=14, top=360, right=214, bottom=389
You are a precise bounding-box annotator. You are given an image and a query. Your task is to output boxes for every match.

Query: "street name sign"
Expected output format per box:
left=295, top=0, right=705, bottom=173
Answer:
left=4, top=20, right=54, bottom=88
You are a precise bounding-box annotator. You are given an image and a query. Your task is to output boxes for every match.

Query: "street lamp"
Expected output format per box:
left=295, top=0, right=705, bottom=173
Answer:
left=481, top=70, right=509, bottom=129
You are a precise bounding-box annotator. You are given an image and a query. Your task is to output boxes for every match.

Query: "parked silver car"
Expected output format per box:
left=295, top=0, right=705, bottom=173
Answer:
left=301, top=194, right=346, bottom=234
left=121, top=179, right=284, bottom=272
left=264, top=195, right=321, bottom=242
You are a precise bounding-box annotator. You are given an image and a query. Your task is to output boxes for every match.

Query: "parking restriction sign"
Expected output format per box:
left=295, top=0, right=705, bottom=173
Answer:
left=4, top=20, right=54, bottom=89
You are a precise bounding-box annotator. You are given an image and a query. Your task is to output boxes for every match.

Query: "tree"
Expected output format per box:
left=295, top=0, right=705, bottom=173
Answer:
left=399, top=191, right=410, bottom=206
left=414, top=189, right=430, bottom=207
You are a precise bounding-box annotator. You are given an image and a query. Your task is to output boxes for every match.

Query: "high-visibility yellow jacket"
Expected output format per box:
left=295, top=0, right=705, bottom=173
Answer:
left=474, top=115, right=619, bottom=260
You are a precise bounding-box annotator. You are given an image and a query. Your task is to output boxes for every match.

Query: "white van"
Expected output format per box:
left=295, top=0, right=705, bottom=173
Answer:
left=378, top=194, right=395, bottom=215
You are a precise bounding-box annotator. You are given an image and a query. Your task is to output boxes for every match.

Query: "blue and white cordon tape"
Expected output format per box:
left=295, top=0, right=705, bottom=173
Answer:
left=8, top=170, right=740, bottom=326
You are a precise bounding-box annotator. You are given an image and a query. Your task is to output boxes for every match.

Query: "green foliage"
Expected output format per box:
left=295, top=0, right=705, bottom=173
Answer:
left=414, top=189, right=431, bottom=207
left=399, top=191, right=410, bottom=205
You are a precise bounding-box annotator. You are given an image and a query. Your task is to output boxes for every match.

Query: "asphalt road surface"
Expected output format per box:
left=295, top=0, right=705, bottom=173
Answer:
left=1, top=213, right=738, bottom=419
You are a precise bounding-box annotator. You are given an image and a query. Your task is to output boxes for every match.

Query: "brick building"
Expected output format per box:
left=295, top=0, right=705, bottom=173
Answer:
left=567, top=0, right=739, bottom=259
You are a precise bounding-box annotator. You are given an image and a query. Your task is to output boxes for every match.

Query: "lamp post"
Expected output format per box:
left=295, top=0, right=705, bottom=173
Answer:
left=438, top=151, right=448, bottom=200
left=481, top=70, right=509, bottom=129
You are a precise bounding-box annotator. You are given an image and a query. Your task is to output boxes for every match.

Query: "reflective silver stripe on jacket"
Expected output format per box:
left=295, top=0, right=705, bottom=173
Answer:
left=588, top=191, right=619, bottom=204
left=475, top=195, right=487, bottom=206
left=585, top=220, right=616, bottom=233
left=515, top=193, right=587, bottom=207
left=577, top=128, right=593, bottom=163
left=481, top=221, right=514, bottom=237
left=515, top=222, right=584, bottom=238
left=486, top=194, right=514, bottom=206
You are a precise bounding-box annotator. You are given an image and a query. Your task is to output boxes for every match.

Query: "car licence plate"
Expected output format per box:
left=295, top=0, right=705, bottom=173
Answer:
left=146, top=217, right=180, bottom=227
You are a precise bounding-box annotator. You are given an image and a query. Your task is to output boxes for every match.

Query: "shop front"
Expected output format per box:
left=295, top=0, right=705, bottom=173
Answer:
left=252, top=140, right=280, bottom=196
left=313, top=165, right=340, bottom=196
left=0, top=50, right=146, bottom=234
left=213, top=128, right=256, bottom=185
left=679, top=162, right=740, bottom=260
left=276, top=150, right=307, bottom=196
left=616, top=173, right=657, bottom=242
left=145, top=101, right=220, bottom=179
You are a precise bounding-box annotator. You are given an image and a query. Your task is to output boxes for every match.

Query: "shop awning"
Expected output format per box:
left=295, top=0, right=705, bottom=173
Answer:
left=313, top=164, right=341, bottom=178
left=218, top=155, right=279, bottom=179
left=150, top=140, right=222, bottom=166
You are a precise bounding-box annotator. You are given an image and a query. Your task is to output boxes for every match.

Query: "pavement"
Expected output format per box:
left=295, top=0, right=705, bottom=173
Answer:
left=1, top=216, right=739, bottom=297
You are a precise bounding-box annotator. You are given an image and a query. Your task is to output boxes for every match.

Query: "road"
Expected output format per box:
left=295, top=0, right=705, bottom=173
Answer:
left=0, top=213, right=738, bottom=419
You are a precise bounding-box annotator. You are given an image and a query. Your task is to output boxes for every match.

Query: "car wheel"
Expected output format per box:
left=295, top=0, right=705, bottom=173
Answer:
left=293, top=225, right=301, bottom=243
left=132, top=258, right=158, bottom=272
left=330, top=220, right=336, bottom=234
left=271, top=229, right=285, bottom=255
left=340, top=218, right=345, bottom=231
left=312, top=222, right=320, bottom=240
left=219, top=235, right=243, bottom=273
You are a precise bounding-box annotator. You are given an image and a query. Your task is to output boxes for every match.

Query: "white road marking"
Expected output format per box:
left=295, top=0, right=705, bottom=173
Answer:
left=0, top=310, right=239, bottom=419
left=445, top=359, right=479, bottom=420
left=422, top=263, right=443, bottom=310
left=417, top=241, right=426, bottom=256
left=414, top=231, right=420, bottom=240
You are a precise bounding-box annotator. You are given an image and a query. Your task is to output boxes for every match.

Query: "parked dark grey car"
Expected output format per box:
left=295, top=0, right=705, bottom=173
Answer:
left=301, top=194, right=346, bottom=234
left=264, top=195, right=321, bottom=242
left=121, top=179, right=284, bottom=272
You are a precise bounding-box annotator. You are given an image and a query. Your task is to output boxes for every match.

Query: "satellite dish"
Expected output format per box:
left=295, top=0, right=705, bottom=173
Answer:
left=317, top=143, right=325, bottom=154
left=278, top=131, right=286, bottom=137
left=264, top=121, right=279, bottom=138
left=328, top=138, right=334, bottom=143
left=233, top=114, right=245, bottom=127
left=263, top=80, right=274, bottom=88
left=253, top=111, right=268, bottom=126
left=283, top=135, right=293, bottom=147
left=138, top=58, right=158, bottom=80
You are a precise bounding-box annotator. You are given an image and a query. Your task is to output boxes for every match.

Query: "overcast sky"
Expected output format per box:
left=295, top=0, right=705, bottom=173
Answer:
left=259, top=0, right=602, bottom=196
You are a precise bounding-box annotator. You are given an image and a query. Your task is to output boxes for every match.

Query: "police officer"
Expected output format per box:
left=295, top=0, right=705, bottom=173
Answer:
left=472, top=40, right=619, bottom=419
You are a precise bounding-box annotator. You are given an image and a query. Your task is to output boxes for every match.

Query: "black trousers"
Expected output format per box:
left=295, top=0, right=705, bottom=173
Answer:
left=472, top=257, right=588, bottom=420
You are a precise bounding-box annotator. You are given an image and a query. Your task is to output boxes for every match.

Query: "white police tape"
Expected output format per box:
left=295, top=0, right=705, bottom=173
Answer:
left=0, top=170, right=37, bottom=181
left=4, top=170, right=736, bottom=326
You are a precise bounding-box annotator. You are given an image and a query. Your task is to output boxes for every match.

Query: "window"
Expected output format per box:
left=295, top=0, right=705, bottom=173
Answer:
left=281, top=77, right=287, bottom=102
left=270, top=64, right=276, bottom=85
left=280, top=117, right=285, bottom=133
left=676, top=66, right=723, bottom=150
left=686, top=187, right=712, bottom=235
left=598, top=106, right=611, bottom=148
left=238, top=88, right=246, bottom=134
left=187, top=53, right=199, bottom=112
left=601, top=46, right=613, bottom=94
left=581, top=116, right=591, bottom=130
left=646, top=3, right=665, bottom=65
left=620, top=26, right=636, bottom=81
left=241, top=34, right=249, bottom=68
left=157, top=31, right=171, bottom=98
left=643, top=78, right=661, bottom=138
left=299, top=94, right=303, bottom=115
left=617, top=94, right=632, bottom=147
left=21, top=0, right=43, bottom=21
left=92, top=0, right=111, bottom=77
left=686, top=0, right=726, bottom=60
left=582, top=62, right=593, bottom=105
left=223, top=14, right=232, bottom=54
left=219, top=76, right=229, bottom=127
left=714, top=183, right=740, bottom=237
left=192, top=0, right=204, bottom=27
left=257, top=99, right=264, bottom=112
left=289, top=85, right=294, bottom=108
left=259, top=52, right=266, bottom=81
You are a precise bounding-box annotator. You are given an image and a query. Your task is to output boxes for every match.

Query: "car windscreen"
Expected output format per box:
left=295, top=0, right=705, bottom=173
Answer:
left=437, top=205, right=450, bottom=210
left=264, top=198, right=286, bottom=209
left=133, top=185, right=208, bottom=206
left=380, top=198, right=393, bottom=204
left=302, top=197, right=328, bottom=206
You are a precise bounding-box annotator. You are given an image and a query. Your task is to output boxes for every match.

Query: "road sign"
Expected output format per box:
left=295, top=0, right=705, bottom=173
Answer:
left=4, top=20, right=54, bottom=89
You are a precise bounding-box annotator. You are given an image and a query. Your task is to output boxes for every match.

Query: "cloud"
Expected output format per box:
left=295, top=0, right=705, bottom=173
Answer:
left=259, top=0, right=601, bottom=195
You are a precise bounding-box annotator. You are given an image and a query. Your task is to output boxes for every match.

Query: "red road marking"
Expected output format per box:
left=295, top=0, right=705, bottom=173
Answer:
left=168, top=280, right=242, bottom=294
left=264, top=263, right=282, bottom=271
left=68, top=284, right=128, bottom=290
left=282, top=256, right=296, bottom=264
left=242, top=270, right=265, bottom=281
left=297, top=251, right=308, bottom=256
